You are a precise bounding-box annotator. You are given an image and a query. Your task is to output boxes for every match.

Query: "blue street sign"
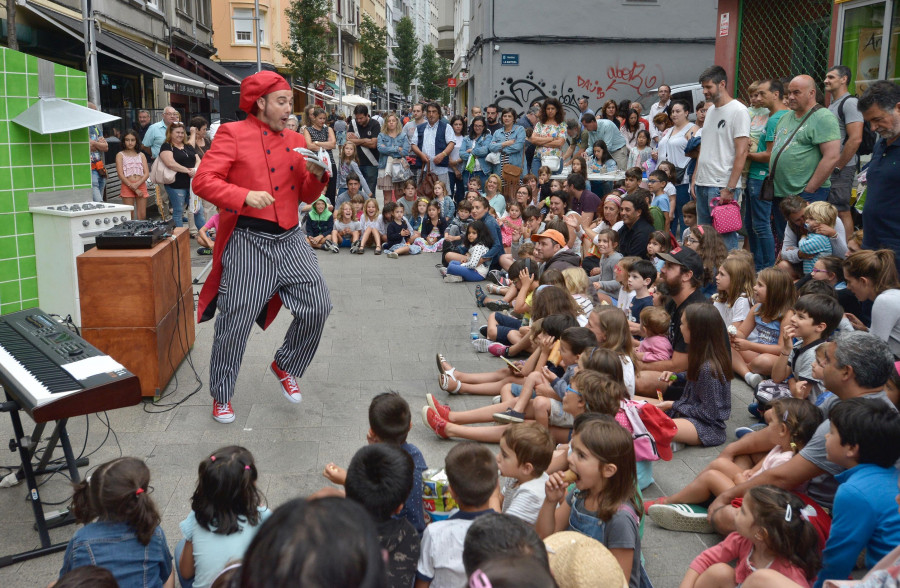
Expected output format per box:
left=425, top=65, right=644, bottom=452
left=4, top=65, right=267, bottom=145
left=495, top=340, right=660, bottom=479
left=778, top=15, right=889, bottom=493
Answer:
left=501, top=54, right=519, bottom=66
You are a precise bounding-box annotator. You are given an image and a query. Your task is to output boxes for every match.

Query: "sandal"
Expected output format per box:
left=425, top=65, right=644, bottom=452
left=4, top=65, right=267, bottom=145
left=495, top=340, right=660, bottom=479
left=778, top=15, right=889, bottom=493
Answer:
left=439, top=373, right=462, bottom=394
left=474, top=285, right=487, bottom=307
left=486, top=284, right=505, bottom=295
left=374, top=246, right=382, bottom=255
left=435, top=353, right=450, bottom=376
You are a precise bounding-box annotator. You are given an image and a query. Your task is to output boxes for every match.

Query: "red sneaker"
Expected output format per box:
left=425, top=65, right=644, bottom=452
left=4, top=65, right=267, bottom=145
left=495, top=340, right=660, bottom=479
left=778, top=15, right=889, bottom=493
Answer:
left=426, top=393, right=450, bottom=421
left=212, top=401, right=235, bottom=424
left=270, top=361, right=302, bottom=403
left=421, top=407, right=449, bottom=439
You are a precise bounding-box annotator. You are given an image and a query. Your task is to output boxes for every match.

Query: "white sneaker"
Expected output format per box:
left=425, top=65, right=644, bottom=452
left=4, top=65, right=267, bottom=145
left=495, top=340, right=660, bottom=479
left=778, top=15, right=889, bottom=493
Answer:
left=386, top=251, right=399, bottom=259
left=473, top=338, right=492, bottom=353
left=443, top=275, right=463, bottom=283
left=744, top=372, right=764, bottom=390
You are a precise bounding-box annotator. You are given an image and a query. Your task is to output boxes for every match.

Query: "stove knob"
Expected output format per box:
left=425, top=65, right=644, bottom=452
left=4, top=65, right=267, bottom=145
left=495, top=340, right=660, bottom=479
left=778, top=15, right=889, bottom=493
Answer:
left=121, top=216, right=128, bottom=222
left=103, top=217, right=110, bottom=224
left=95, top=219, right=102, bottom=225
left=82, top=220, right=89, bottom=227
left=112, top=216, right=119, bottom=224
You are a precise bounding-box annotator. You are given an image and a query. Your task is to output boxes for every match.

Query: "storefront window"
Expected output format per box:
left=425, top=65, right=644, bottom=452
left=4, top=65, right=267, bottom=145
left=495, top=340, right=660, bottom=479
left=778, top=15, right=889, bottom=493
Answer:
left=838, top=0, right=900, bottom=92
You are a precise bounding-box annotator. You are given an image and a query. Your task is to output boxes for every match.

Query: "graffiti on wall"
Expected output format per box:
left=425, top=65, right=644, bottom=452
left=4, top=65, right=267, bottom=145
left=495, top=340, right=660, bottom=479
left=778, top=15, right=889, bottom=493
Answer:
left=493, top=60, right=664, bottom=117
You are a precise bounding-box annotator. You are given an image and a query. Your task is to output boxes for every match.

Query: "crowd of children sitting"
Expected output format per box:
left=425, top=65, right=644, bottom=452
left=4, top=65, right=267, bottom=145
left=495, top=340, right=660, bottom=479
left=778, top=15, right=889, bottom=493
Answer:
left=53, top=161, right=900, bottom=587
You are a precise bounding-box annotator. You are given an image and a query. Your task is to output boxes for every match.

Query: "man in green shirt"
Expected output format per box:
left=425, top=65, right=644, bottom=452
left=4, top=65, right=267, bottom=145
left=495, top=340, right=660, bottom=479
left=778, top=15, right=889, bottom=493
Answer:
left=770, top=75, right=840, bottom=236
left=746, top=79, right=789, bottom=270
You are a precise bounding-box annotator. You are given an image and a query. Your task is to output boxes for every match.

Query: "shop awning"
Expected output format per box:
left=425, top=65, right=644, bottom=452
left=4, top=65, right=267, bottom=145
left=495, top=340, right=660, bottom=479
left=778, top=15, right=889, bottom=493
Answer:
left=324, top=81, right=339, bottom=91
left=23, top=2, right=218, bottom=97
left=182, top=50, right=242, bottom=85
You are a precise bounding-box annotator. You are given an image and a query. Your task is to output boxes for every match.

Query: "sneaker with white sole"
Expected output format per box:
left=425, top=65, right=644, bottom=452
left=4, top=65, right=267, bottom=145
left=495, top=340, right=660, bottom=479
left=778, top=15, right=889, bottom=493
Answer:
left=744, top=372, right=764, bottom=390
left=270, top=361, right=302, bottom=403
left=493, top=408, right=525, bottom=424
left=492, top=395, right=502, bottom=404
left=472, top=338, right=492, bottom=353
left=647, top=503, right=715, bottom=533
left=212, top=401, right=235, bottom=424
left=443, top=274, right=463, bottom=283
left=386, top=251, right=399, bottom=259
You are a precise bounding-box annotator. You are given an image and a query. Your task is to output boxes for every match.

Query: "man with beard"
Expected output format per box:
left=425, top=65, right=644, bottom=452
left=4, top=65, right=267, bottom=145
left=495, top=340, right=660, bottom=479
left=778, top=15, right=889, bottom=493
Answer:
left=634, top=247, right=708, bottom=397
left=485, top=104, right=502, bottom=134
left=617, top=192, right=654, bottom=259
left=193, top=70, right=330, bottom=424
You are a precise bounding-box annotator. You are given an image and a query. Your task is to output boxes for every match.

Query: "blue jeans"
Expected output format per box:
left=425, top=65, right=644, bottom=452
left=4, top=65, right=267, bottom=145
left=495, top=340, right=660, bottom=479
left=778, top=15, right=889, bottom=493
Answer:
left=695, top=185, right=740, bottom=251
left=447, top=260, right=484, bottom=281
left=91, top=168, right=106, bottom=202
left=746, top=178, right=775, bottom=270
left=175, top=538, right=193, bottom=588
left=672, top=183, right=690, bottom=236
left=165, top=186, right=205, bottom=229
left=798, top=186, right=829, bottom=203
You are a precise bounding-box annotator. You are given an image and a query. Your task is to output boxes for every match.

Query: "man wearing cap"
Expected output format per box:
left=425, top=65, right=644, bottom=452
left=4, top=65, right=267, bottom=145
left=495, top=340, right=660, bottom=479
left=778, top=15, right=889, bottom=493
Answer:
left=193, top=70, right=330, bottom=424
left=531, top=228, right=581, bottom=273
left=635, top=247, right=709, bottom=397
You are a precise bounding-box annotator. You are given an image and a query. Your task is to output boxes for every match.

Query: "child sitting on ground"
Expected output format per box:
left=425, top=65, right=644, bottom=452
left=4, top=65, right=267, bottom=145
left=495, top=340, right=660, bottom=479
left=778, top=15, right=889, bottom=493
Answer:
left=493, top=326, right=598, bottom=425
left=177, top=446, right=270, bottom=588
left=626, top=259, right=656, bottom=334
left=443, top=200, right=474, bottom=253
left=562, top=267, right=594, bottom=326
left=817, top=398, right=900, bottom=588
left=196, top=208, right=218, bottom=256
left=646, top=230, right=669, bottom=273
left=500, top=202, right=524, bottom=254
left=681, top=200, right=698, bottom=245
left=416, top=443, right=498, bottom=588
left=385, top=203, right=422, bottom=258
left=413, top=200, right=448, bottom=253
left=304, top=195, right=339, bottom=253
left=493, top=422, right=554, bottom=526
left=397, top=179, right=418, bottom=219
left=332, top=202, right=362, bottom=253
left=350, top=193, right=365, bottom=220
left=359, top=197, right=383, bottom=254
left=680, top=486, right=821, bottom=588
left=345, top=444, right=420, bottom=588
left=766, top=293, right=843, bottom=406
left=799, top=201, right=839, bottom=276
left=646, top=398, right=822, bottom=522
left=636, top=306, right=673, bottom=363
left=324, top=391, right=427, bottom=533
left=432, top=180, right=456, bottom=223
left=59, top=457, right=173, bottom=588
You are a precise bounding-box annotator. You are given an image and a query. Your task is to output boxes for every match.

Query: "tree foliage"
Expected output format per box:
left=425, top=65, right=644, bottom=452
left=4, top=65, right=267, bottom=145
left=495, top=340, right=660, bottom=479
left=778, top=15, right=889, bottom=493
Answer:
left=393, top=16, right=418, bottom=98
left=279, top=0, right=332, bottom=90
left=357, top=14, right=387, bottom=91
left=419, top=45, right=453, bottom=105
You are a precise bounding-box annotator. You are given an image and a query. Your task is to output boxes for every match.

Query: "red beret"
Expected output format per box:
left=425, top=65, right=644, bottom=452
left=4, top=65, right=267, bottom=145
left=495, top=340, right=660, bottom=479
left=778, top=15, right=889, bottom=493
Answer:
left=239, top=71, right=291, bottom=114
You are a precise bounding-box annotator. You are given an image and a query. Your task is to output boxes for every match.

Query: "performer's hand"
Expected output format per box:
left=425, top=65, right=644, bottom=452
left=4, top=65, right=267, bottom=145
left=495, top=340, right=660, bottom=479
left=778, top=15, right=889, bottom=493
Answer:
left=245, top=190, right=275, bottom=208
left=305, top=159, right=325, bottom=180
left=323, top=463, right=347, bottom=485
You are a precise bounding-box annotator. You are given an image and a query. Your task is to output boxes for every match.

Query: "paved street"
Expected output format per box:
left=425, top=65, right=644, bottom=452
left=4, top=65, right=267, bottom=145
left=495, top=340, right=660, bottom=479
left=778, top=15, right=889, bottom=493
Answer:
left=0, top=246, right=759, bottom=588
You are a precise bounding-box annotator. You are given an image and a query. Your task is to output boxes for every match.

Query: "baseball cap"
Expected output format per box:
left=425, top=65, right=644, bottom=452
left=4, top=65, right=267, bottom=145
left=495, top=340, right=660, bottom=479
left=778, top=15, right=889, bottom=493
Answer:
left=657, top=247, right=704, bottom=280
left=530, top=229, right=566, bottom=248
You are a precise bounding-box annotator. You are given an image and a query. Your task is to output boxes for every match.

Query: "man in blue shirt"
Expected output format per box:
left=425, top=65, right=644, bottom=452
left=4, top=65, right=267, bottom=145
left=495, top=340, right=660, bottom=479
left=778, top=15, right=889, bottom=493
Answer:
left=577, top=115, right=627, bottom=170
left=142, top=106, right=180, bottom=161
left=858, top=81, right=900, bottom=273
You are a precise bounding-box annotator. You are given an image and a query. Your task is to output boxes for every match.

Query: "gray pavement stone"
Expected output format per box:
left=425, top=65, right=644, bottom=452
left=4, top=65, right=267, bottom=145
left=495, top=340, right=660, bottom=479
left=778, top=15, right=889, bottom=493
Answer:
left=0, top=245, right=764, bottom=587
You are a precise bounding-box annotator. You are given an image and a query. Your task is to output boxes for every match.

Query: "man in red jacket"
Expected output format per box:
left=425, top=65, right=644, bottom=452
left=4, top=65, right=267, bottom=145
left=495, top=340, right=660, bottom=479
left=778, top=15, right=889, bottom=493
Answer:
left=193, top=71, right=330, bottom=423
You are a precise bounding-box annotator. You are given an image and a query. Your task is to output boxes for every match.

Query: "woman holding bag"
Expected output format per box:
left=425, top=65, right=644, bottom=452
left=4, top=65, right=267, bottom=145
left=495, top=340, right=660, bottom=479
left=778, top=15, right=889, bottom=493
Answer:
left=489, top=108, right=526, bottom=201
left=376, top=113, right=411, bottom=203
left=528, top=99, right=566, bottom=177
left=303, top=107, right=338, bottom=204
left=159, top=122, right=203, bottom=230
left=460, top=116, right=492, bottom=189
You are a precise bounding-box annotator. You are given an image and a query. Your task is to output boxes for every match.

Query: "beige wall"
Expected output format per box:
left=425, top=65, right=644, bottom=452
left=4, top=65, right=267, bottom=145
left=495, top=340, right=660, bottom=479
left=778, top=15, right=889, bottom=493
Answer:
left=211, top=0, right=293, bottom=70
left=361, top=0, right=386, bottom=26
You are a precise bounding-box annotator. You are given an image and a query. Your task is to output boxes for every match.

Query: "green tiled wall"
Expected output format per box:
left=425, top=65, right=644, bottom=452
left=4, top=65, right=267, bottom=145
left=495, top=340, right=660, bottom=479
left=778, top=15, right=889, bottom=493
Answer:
left=0, top=47, right=91, bottom=314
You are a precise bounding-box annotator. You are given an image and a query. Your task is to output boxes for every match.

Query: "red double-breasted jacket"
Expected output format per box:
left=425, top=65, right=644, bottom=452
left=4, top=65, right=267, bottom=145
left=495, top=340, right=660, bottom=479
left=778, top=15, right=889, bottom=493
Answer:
left=193, top=115, right=328, bottom=327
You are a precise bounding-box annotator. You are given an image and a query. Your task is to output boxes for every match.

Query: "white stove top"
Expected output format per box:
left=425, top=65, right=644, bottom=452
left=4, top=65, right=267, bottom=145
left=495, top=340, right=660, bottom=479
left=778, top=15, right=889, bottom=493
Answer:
left=30, top=201, right=133, bottom=217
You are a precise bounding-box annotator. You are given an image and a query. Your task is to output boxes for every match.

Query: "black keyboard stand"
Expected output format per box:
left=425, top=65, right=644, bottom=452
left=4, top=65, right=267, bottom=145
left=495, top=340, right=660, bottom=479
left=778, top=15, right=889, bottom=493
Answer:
left=0, top=392, right=84, bottom=568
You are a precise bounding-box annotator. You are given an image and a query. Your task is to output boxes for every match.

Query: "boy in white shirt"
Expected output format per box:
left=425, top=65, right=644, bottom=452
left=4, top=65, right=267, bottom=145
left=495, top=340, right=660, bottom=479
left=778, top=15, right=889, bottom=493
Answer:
left=493, top=423, right=554, bottom=525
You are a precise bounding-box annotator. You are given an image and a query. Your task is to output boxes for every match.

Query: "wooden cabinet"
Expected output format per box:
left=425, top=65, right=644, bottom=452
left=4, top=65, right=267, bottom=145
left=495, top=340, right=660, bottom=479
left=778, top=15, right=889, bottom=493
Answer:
left=77, top=228, right=195, bottom=397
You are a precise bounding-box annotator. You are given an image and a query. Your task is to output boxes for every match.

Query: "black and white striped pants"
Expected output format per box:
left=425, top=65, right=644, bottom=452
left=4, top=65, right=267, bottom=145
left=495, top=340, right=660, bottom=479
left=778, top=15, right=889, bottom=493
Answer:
left=209, top=226, right=331, bottom=404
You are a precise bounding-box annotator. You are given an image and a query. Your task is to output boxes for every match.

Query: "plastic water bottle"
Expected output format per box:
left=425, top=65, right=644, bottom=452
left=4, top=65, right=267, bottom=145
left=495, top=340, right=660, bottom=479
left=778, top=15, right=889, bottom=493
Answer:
left=470, top=313, right=480, bottom=340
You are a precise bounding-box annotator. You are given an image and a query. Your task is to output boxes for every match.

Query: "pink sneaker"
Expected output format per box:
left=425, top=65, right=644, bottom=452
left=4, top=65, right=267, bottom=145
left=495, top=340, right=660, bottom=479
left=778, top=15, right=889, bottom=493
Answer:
left=488, top=343, right=508, bottom=357
left=270, top=361, right=302, bottom=403
left=212, top=401, right=235, bottom=424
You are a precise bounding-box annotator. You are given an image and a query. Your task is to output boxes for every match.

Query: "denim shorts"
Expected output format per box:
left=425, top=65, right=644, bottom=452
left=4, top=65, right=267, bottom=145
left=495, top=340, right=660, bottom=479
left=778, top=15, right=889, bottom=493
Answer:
left=494, top=312, right=522, bottom=346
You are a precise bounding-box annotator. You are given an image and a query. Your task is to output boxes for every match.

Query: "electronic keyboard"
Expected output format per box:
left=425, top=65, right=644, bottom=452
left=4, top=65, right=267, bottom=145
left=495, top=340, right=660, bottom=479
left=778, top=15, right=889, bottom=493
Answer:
left=0, top=309, right=141, bottom=422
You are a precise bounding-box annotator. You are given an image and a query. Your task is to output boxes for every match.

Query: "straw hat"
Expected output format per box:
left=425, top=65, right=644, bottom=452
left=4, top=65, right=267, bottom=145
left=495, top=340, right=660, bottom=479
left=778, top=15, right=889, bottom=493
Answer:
left=543, top=531, right=627, bottom=588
